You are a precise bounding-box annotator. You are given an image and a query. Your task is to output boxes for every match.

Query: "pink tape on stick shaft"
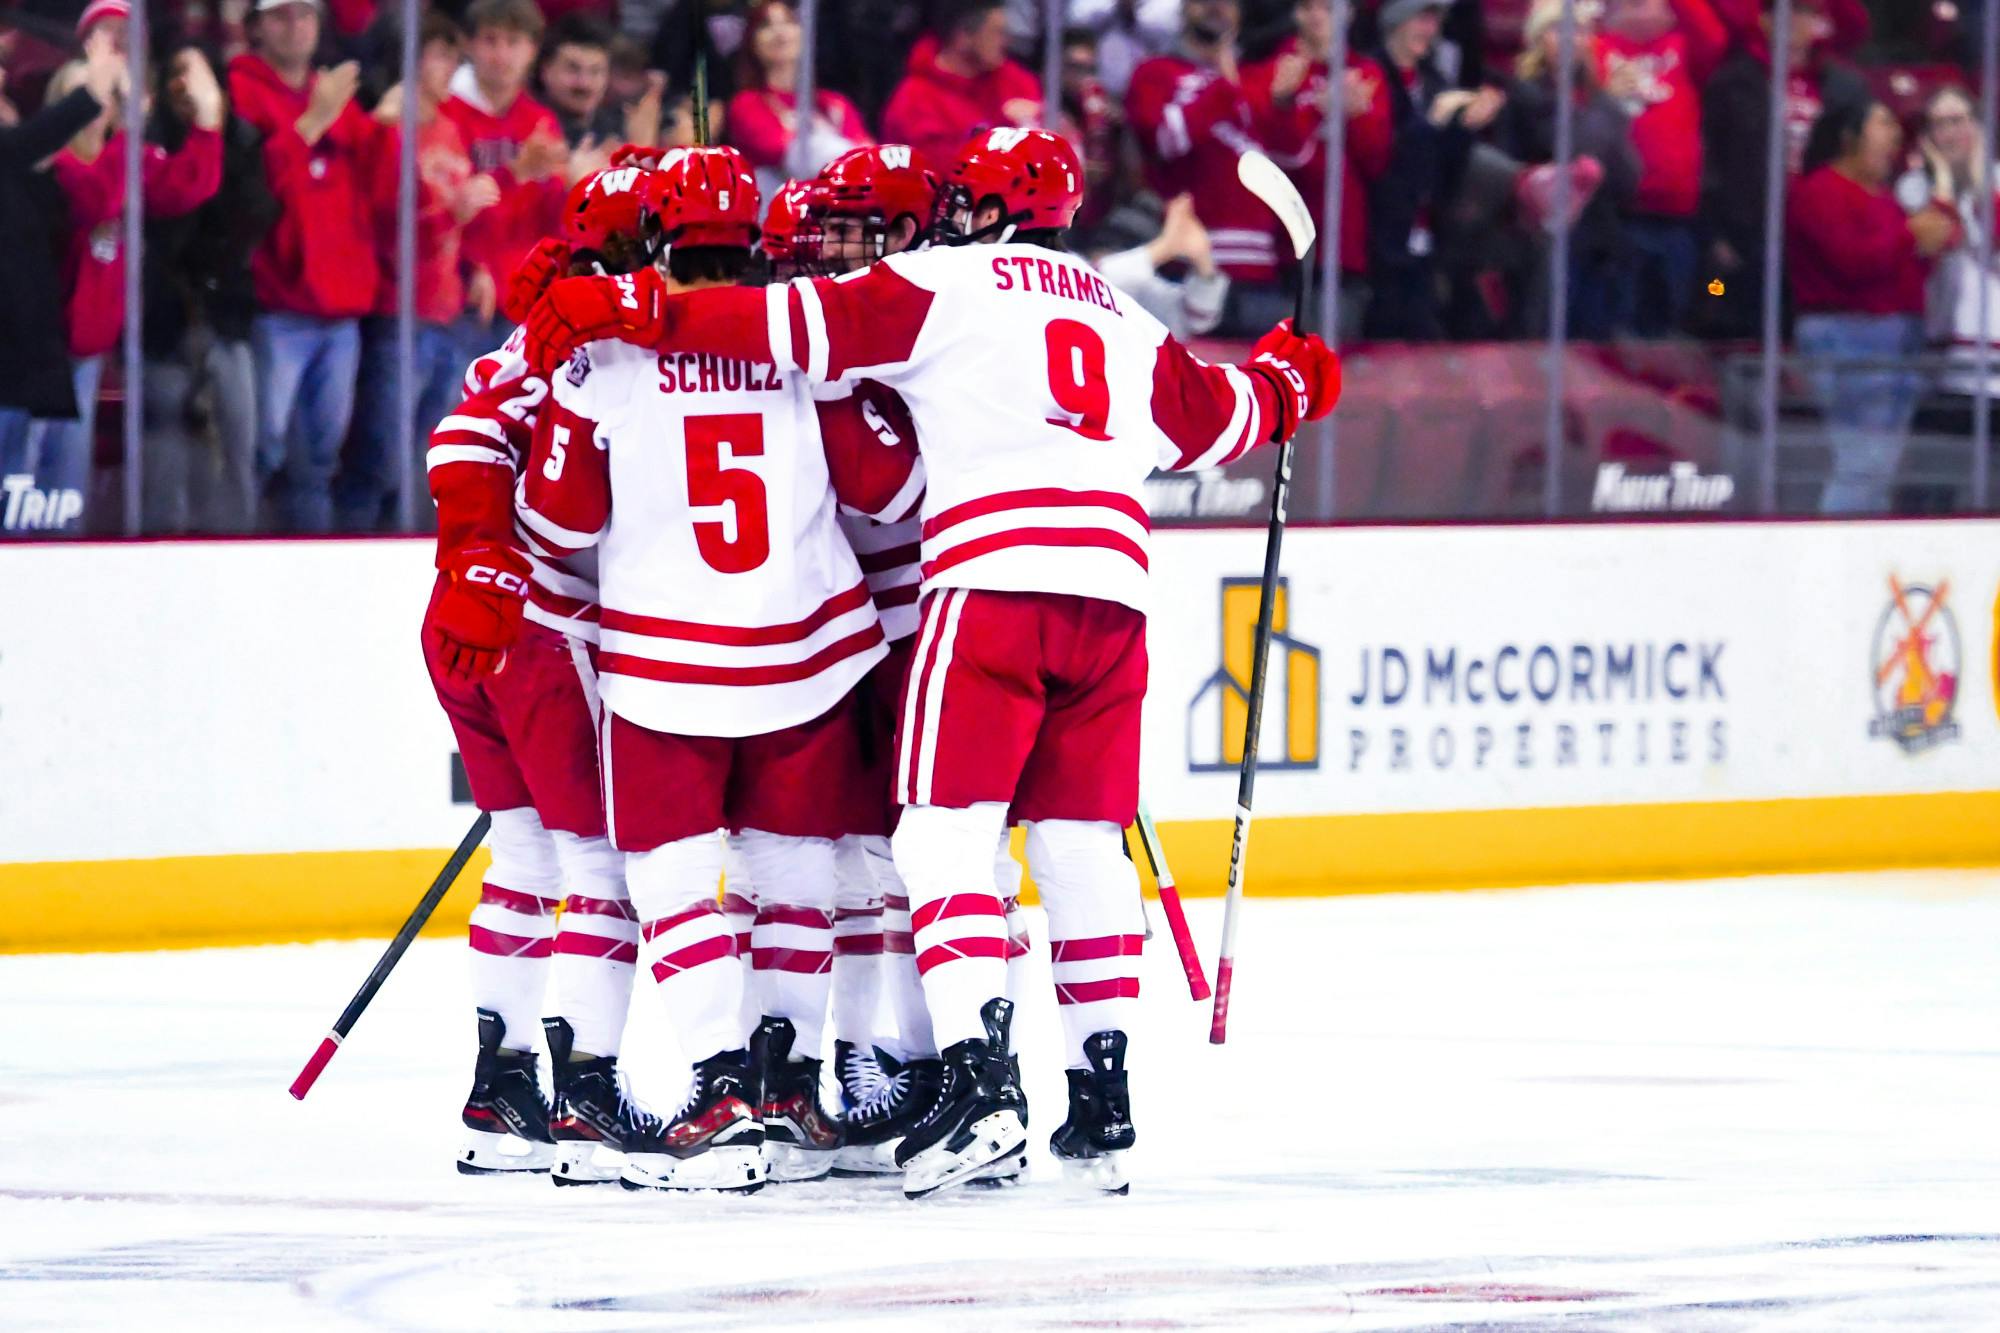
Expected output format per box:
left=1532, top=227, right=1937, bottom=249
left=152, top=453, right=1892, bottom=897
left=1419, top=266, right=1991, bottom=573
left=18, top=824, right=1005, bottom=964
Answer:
left=289, top=1033, right=342, bottom=1101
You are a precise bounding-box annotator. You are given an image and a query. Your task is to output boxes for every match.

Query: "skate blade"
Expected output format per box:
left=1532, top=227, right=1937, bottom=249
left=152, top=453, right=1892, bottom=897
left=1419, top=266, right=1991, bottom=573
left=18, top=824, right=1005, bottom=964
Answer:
left=967, top=1145, right=1028, bottom=1188
left=902, top=1110, right=1027, bottom=1200
left=764, top=1141, right=838, bottom=1183
left=619, top=1144, right=767, bottom=1193
left=829, top=1140, right=904, bottom=1176
left=458, top=1128, right=554, bottom=1175
left=1058, top=1151, right=1130, bottom=1195
left=551, top=1139, right=623, bottom=1186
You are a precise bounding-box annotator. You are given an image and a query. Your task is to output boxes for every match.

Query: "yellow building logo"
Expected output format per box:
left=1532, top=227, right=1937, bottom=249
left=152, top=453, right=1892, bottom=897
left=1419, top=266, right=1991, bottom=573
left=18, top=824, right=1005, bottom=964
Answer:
left=1187, top=577, right=1321, bottom=773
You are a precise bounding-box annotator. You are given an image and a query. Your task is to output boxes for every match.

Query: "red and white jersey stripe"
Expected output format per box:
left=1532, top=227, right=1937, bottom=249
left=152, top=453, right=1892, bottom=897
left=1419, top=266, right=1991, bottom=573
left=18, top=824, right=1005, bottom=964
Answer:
left=428, top=328, right=601, bottom=642
left=517, top=336, right=919, bottom=738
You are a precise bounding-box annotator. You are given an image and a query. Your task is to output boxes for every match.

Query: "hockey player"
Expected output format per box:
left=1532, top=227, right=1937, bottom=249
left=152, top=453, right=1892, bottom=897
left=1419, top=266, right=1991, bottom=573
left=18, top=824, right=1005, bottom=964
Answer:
left=422, top=166, right=663, bottom=1185
left=520, top=128, right=1340, bottom=1197
left=515, top=146, right=925, bottom=1192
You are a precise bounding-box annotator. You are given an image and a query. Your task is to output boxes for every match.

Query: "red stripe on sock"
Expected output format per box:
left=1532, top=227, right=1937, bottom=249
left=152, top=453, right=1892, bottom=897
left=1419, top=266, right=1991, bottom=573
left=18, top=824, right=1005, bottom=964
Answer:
left=754, top=905, right=836, bottom=930
left=651, top=934, right=737, bottom=981
left=833, top=933, right=886, bottom=956
left=469, top=925, right=554, bottom=958
left=750, top=946, right=833, bottom=974
left=915, top=936, right=1010, bottom=975
left=911, top=893, right=1005, bottom=931
left=1007, top=930, right=1031, bottom=960
left=554, top=933, right=639, bottom=964
left=884, top=931, right=915, bottom=954
left=562, top=894, right=638, bottom=921
left=642, top=900, right=722, bottom=942
left=1055, top=976, right=1141, bottom=1005
left=735, top=932, right=752, bottom=952
left=479, top=883, right=557, bottom=915
left=1050, top=934, right=1145, bottom=963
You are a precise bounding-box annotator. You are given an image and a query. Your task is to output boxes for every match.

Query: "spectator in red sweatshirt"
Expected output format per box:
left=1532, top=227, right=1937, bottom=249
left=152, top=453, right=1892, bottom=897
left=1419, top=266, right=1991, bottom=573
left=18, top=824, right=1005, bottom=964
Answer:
left=38, top=48, right=222, bottom=535
left=1129, top=0, right=1293, bottom=336
left=230, top=0, right=385, bottom=533
left=881, top=0, right=1043, bottom=165
left=443, top=0, right=582, bottom=351
left=340, top=12, right=501, bottom=532
left=1244, top=0, right=1393, bottom=339
left=727, top=1, right=873, bottom=202
left=1594, top=0, right=1726, bottom=338
left=1789, top=96, right=1960, bottom=514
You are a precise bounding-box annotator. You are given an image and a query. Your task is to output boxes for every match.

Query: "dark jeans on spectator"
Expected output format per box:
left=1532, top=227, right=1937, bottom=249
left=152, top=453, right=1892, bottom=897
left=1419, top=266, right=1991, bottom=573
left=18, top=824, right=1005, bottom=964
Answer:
left=141, top=333, right=260, bottom=534
left=253, top=313, right=361, bottom=534
left=1613, top=216, right=1698, bottom=339
left=1363, top=261, right=1445, bottom=341
left=339, top=317, right=465, bottom=532
left=2, top=357, right=103, bottom=536
left=1794, top=313, right=1925, bottom=515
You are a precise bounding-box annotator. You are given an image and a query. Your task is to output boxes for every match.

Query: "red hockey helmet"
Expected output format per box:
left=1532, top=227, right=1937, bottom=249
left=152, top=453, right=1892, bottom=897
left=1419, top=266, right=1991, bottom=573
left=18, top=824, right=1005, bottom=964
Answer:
left=643, top=145, right=761, bottom=249
left=558, top=165, right=656, bottom=271
left=809, top=144, right=942, bottom=271
left=761, top=178, right=817, bottom=276
left=943, top=127, right=1083, bottom=240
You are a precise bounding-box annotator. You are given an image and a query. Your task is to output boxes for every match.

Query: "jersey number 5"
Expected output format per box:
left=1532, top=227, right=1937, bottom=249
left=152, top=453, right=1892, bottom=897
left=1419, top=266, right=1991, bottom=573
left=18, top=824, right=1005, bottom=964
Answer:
left=686, top=414, right=771, bottom=574
left=1044, top=319, right=1112, bottom=441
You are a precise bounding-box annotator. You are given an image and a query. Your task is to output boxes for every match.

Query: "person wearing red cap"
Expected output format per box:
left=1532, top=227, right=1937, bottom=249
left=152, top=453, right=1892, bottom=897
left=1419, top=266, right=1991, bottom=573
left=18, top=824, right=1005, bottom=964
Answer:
left=74, top=0, right=130, bottom=55
left=229, top=0, right=385, bottom=532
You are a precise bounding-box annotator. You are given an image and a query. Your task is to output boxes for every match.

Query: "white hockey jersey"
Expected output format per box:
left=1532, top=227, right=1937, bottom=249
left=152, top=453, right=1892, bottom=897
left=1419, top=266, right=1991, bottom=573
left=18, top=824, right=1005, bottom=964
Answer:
left=732, top=241, right=1282, bottom=614
left=426, top=326, right=600, bottom=641
left=515, top=336, right=921, bottom=738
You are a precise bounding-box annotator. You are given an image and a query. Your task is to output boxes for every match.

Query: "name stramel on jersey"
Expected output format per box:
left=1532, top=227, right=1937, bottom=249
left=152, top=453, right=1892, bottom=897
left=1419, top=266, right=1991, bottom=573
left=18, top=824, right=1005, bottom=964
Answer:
left=655, top=353, right=787, bottom=396
left=990, top=255, right=1124, bottom=316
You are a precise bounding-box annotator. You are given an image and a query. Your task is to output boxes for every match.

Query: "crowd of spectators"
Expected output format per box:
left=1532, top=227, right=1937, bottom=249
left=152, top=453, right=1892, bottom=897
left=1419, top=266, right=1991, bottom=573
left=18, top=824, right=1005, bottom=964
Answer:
left=0, top=0, right=1987, bottom=533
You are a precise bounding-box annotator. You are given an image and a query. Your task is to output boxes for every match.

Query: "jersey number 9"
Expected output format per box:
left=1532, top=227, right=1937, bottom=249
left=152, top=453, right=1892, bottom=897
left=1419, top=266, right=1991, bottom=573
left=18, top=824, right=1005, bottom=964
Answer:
left=1044, top=319, right=1113, bottom=441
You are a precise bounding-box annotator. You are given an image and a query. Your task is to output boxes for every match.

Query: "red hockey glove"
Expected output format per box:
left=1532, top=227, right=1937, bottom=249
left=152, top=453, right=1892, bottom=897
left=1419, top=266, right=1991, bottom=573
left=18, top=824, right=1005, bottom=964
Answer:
left=428, top=544, right=533, bottom=682
left=524, top=268, right=668, bottom=373
left=1246, top=319, right=1342, bottom=442
left=502, top=238, right=572, bottom=326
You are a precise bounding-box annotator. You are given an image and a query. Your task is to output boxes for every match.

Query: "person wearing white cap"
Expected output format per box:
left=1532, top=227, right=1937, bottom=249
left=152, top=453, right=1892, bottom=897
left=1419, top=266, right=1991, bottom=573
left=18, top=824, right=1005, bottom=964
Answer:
left=75, top=0, right=130, bottom=56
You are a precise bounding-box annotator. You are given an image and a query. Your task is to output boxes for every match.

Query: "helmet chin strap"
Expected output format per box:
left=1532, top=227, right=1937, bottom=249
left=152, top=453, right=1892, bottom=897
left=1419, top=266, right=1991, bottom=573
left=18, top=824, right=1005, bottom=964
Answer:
left=953, top=206, right=1031, bottom=246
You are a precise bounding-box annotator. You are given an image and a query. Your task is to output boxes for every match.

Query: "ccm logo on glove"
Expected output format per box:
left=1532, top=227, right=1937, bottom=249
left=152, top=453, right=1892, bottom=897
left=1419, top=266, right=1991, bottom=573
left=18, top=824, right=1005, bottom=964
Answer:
left=461, top=563, right=530, bottom=597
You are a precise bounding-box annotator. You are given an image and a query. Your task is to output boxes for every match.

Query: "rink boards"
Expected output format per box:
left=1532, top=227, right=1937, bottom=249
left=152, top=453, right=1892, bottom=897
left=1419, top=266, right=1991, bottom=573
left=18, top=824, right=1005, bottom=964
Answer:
left=4, top=520, right=1999, bottom=951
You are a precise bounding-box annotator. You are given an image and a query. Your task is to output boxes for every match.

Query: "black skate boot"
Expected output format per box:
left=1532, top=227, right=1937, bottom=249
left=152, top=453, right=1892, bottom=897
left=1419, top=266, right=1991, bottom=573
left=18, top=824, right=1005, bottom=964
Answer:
left=1048, top=1029, right=1135, bottom=1194
left=831, top=1041, right=945, bottom=1176
left=458, top=1009, right=556, bottom=1176
left=753, top=1016, right=842, bottom=1182
left=543, top=1017, right=663, bottom=1187
left=894, top=998, right=1028, bottom=1199
left=619, top=1048, right=766, bottom=1193
left=969, top=1051, right=1030, bottom=1186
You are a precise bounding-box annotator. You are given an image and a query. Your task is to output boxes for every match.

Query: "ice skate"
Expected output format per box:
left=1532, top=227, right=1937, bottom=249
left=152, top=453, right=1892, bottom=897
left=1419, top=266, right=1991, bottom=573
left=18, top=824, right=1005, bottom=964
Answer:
left=619, top=1049, right=766, bottom=1193
left=457, top=1009, right=556, bottom=1176
left=753, top=1017, right=841, bottom=1182
left=1049, top=1030, right=1134, bottom=1195
left=895, top=999, right=1027, bottom=1199
left=967, top=1053, right=1030, bottom=1186
left=543, top=1017, right=660, bottom=1186
left=830, top=1042, right=944, bottom=1176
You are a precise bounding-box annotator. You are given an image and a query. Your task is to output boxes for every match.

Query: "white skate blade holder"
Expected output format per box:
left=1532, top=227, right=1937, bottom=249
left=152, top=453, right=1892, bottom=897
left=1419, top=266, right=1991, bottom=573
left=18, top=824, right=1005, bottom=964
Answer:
left=458, top=1129, right=555, bottom=1175
left=902, top=1109, right=1027, bottom=1199
left=765, top=1142, right=838, bottom=1183
left=1059, top=1151, right=1130, bottom=1196
left=551, top=1139, right=623, bottom=1186
left=620, top=1144, right=766, bottom=1193
left=830, top=1139, right=905, bottom=1176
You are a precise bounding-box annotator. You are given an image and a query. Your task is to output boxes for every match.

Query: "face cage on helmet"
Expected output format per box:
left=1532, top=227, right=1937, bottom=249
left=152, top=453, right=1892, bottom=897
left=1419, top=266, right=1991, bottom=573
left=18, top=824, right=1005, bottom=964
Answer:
left=814, top=208, right=919, bottom=276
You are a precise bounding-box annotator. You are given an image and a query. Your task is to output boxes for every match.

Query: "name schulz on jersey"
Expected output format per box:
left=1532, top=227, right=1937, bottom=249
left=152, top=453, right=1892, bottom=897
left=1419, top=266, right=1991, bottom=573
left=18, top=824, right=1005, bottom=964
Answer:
left=1341, top=637, right=1729, bottom=773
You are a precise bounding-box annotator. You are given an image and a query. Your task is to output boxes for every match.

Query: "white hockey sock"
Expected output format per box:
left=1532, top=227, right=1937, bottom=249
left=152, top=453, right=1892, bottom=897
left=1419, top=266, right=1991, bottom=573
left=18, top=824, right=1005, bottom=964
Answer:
left=831, top=836, right=894, bottom=1056
left=1026, top=819, right=1144, bottom=1068
left=467, top=806, right=559, bottom=1051
left=868, top=835, right=935, bottom=1060
left=548, top=832, right=636, bottom=1059
left=994, top=835, right=1033, bottom=1028
left=893, top=803, right=1012, bottom=1052
left=737, top=829, right=837, bottom=1059
left=628, top=831, right=749, bottom=1064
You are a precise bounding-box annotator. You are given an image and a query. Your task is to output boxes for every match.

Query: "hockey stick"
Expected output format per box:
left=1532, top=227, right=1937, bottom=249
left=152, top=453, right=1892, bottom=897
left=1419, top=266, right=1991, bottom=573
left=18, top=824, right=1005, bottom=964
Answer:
left=288, top=812, right=493, bottom=1100
left=1134, top=801, right=1210, bottom=1001
left=690, top=0, right=710, bottom=147
left=1210, top=151, right=1317, bottom=1045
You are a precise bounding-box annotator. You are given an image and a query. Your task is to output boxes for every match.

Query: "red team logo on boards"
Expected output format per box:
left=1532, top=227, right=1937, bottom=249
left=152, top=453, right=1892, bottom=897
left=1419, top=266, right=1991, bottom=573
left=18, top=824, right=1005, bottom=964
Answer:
left=1868, top=575, right=1961, bottom=754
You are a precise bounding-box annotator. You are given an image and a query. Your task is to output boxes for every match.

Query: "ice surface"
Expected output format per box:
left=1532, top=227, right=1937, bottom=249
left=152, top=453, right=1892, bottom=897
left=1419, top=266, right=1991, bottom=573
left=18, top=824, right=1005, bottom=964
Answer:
left=3, top=873, right=1998, bottom=1330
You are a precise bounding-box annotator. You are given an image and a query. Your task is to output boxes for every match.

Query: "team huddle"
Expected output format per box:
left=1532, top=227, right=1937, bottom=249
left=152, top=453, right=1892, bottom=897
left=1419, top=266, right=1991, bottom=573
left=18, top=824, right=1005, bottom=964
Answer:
left=419, top=127, right=1339, bottom=1198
